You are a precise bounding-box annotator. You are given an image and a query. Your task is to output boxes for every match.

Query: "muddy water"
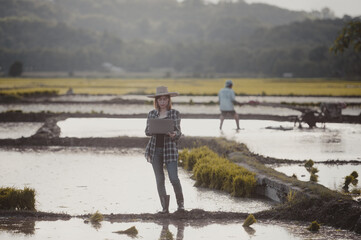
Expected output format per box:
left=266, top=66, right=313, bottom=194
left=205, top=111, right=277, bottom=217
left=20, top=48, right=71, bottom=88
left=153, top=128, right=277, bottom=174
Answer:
left=271, top=163, right=361, bottom=191
left=1, top=218, right=360, bottom=240
left=0, top=148, right=273, bottom=215
left=0, top=122, right=43, bottom=139
left=58, top=118, right=361, bottom=161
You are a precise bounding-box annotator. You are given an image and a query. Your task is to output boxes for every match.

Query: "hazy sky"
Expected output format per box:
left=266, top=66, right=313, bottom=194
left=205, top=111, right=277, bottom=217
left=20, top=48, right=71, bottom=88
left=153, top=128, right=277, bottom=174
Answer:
left=205, top=0, right=361, bottom=17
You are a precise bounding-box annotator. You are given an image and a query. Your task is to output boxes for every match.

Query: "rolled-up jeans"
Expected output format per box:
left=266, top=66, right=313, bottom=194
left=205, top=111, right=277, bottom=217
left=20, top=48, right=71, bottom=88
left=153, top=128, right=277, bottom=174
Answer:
left=152, top=147, right=183, bottom=202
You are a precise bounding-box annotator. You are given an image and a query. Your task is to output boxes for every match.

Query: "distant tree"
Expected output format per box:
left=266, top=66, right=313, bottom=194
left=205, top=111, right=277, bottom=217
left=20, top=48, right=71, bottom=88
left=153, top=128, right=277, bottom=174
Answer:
left=8, top=61, right=23, bottom=77
left=331, top=19, right=361, bottom=54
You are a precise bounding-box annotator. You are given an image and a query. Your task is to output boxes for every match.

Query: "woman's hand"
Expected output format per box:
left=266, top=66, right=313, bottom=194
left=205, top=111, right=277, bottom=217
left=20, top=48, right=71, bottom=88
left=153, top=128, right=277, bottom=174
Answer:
left=167, top=131, right=176, bottom=138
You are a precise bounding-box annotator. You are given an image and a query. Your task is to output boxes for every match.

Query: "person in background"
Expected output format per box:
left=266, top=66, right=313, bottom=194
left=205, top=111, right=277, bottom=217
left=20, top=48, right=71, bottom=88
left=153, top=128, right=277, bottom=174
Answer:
left=218, top=80, right=242, bottom=130
left=145, top=86, right=184, bottom=214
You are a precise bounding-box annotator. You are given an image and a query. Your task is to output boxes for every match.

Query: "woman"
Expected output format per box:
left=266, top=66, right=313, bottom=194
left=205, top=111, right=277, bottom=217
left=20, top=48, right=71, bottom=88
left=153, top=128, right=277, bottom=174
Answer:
left=145, top=86, right=184, bottom=214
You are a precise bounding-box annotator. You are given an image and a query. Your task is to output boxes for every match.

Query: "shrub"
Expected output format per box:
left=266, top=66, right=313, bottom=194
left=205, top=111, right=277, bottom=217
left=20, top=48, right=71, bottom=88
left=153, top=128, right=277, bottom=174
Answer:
left=0, top=187, right=36, bottom=210
left=180, top=147, right=256, bottom=197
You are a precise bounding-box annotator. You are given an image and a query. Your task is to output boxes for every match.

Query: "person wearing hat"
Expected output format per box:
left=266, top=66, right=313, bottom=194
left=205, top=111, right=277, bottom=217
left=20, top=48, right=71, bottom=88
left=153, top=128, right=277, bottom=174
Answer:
left=145, top=86, right=184, bottom=214
left=218, top=80, right=242, bottom=130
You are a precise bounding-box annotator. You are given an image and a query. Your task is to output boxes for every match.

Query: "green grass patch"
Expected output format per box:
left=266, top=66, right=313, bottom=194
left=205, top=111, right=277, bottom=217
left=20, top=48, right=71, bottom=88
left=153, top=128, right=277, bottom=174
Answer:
left=0, top=187, right=36, bottom=211
left=179, top=146, right=257, bottom=197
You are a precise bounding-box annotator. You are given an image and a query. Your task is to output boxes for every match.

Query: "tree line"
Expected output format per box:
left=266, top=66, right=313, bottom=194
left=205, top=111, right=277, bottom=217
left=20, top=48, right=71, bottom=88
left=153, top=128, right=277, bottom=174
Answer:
left=0, top=0, right=360, bottom=78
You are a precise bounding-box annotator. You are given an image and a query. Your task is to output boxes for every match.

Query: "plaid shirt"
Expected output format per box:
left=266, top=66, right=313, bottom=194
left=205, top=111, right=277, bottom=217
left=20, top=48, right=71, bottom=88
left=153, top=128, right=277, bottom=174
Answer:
left=145, top=109, right=182, bottom=163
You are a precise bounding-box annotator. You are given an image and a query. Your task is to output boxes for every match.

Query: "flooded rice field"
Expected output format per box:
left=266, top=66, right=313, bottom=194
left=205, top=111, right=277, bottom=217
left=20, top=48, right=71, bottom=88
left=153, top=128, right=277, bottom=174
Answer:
left=270, top=163, right=361, bottom=191
left=1, top=95, right=361, bottom=239
left=1, top=218, right=360, bottom=240
left=58, top=118, right=361, bottom=162
left=0, top=147, right=273, bottom=215
left=0, top=122, right=42, bottom=139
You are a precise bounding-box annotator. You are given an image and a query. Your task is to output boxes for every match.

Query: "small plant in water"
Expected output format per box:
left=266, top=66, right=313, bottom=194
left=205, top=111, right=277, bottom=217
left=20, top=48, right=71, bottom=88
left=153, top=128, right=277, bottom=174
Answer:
left=304, top=159, right=314, bottom=170
left=243, top=214, right=257, bottom=227
left=304, top=160, right=318, bottom=182
left=0, top=187, right=36, bottom=210
left=90, top=211, right=104, bottom=223
left=310, top=173, right=318, bottom=182
left=343, top=171, right=359, bottom=192
left=114, top=226, right=138, bottom=236
left=307, top=221, right=320, bottom=232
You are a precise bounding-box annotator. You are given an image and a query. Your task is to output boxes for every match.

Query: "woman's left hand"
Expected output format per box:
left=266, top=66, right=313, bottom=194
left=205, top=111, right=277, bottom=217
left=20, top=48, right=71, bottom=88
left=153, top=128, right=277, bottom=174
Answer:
left=167, top=131, right=176, bottom=138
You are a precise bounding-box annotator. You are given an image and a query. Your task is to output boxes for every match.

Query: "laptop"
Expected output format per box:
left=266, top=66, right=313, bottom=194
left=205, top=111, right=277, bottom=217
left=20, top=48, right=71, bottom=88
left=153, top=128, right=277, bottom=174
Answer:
left=148, top=119, right=174, bottom=134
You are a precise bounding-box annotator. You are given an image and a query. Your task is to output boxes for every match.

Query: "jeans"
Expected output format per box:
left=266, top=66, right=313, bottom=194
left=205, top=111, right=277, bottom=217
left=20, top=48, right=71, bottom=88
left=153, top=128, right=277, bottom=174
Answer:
left=152, top=147, right=184, bottom=203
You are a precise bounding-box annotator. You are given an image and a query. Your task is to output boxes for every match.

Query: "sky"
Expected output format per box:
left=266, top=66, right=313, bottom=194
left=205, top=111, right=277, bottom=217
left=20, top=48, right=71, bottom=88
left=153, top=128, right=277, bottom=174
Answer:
left=204, top=0, right=361, bottom=17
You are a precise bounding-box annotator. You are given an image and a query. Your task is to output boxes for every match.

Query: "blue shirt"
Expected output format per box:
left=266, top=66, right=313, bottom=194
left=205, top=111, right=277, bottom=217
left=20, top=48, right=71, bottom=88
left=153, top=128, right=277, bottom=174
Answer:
left=218, top=87, right=235, bottom=111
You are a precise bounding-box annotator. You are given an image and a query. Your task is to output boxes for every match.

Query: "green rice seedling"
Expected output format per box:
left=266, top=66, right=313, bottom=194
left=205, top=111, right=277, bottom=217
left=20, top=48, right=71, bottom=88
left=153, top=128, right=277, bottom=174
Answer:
left=307, top=221, right=320, bottom=232
left=243, top=214, right=257, bottom=227
left=113, top=226, right=138, bottom=236
left=0, top=187, right=36, bottom=210
left=287, top=190, right=296, bottom=203
left=89, top=211, right=103, bottom=223
left=310, top=173, right=318, bottom=182
left=232, top=174, right=257, bottom=197
left=304, top=159, right=314, bottom=170
left=182, top=146, right=257, bottom=198
left=351, top=171, right=359, bottom=179
left=343, top=175, right=355, bottom=192
left=310, top=167, right=319, bottom=175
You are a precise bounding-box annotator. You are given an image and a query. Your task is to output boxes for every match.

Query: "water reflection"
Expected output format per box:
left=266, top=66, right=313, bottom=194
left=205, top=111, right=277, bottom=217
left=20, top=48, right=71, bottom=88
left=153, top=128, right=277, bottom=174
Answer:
left=159, top=220, right=184, bottom=240
left=1, top=218, right=360, bottom=240
left=0, top=219, right=35, bottom=235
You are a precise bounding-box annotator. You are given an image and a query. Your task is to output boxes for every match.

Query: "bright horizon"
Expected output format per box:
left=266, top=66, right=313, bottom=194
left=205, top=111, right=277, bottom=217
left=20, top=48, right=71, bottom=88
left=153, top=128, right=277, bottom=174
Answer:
left=202, top=0, right=361, bottom=17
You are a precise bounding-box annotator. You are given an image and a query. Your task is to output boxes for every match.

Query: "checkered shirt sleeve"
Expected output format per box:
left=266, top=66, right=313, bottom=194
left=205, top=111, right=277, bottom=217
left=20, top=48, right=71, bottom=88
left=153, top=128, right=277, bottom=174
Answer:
left=144, top=109, right=181, bottom=163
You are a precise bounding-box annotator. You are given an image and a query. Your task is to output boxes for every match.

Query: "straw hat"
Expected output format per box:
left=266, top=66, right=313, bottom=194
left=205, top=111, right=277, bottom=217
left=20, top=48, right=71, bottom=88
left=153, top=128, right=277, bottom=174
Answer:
left=147, top=86, right=179, bottom=98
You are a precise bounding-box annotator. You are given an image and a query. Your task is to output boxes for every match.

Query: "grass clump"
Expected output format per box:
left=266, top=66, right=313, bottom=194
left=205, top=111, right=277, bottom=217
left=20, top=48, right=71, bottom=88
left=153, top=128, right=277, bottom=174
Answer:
left=343, top=171, right=359, bottom=192
left=0, top=187, right=36, bottom=211
left=179, top=146, right=257, bottom=197
left=114, top=226, right=138, bottom=236
left=304, top=159, right=319, bottom=182
left=89, top=211, right=103, bottom=223
left=307, top=221, right=320, bottom=232
left=287, top=190, right=296, bottom=203
left=243, top=214, right=257, bottom=227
